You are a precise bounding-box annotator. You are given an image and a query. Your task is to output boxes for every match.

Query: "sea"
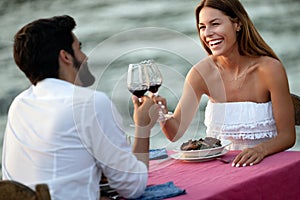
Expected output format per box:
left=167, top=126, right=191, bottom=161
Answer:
left=0, top=0, right=300, bottom=173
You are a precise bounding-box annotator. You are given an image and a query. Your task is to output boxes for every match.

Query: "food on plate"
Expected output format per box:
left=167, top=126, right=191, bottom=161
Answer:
left=180, top=137, right=221, bottom=151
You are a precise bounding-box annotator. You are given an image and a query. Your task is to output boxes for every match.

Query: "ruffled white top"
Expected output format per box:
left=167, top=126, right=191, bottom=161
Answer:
left=204, top=100, right=277, bottom=150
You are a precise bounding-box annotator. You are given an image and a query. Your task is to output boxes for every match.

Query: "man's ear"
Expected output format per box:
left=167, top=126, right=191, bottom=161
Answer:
left=59, top=50, right=73, bottom=65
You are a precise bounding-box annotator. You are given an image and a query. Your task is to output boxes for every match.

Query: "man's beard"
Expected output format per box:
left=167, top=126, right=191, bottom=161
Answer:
left=73, top=57, right=95, bottom=87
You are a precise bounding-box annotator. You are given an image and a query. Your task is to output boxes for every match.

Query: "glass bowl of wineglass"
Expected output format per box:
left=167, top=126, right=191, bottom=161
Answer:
left=127, top=63, right=149, bottom=102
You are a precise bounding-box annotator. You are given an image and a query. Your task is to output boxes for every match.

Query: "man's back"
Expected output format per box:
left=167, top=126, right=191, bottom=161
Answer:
left=2, top=78, right=148, bottom=199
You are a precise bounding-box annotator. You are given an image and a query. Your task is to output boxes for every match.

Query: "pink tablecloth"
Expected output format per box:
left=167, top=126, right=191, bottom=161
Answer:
left=148, top=150, right=300, bottom=200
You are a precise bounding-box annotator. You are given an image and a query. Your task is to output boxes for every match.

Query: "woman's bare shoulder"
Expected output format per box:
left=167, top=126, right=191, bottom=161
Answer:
left=254, top=56, right=284, bottom=76
left=192, top=56, right=216, bottom=74
left=258, top=56, right=283, bottom=69
left=256, top=56, right=288, bottom=88
left=193, top=56, right=214, bottom=67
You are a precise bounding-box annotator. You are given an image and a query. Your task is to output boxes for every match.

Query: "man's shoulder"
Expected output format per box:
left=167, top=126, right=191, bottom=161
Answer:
left=73, top=86, right=111, bottom=104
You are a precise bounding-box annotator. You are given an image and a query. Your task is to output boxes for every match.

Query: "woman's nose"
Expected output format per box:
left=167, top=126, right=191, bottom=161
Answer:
left=204, top=27, right=213, bottom=37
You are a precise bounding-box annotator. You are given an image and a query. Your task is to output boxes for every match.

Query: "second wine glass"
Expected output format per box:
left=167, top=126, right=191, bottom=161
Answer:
left=142, top=60, right=172, bottom=122
left=142, top=60, right=163, bottom=96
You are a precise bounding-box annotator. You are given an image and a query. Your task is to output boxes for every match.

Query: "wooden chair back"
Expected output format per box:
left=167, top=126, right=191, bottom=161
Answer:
left=0, top=180, right=51, bottom=200
left=291, top=93, right=300, bottom=126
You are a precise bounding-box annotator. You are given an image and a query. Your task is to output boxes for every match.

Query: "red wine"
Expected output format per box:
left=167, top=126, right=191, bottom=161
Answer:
left=129, top=89, right=148, bottom=98
left=129, top=88, right=148, bottom=98
left=149, top=84, right=161, bottom=93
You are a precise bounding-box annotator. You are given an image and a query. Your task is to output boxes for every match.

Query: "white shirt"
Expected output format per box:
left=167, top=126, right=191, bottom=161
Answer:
left=2, top=78, right=147, bottom=200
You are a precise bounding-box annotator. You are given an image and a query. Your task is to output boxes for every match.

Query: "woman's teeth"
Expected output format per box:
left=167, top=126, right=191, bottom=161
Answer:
left=209, top=39, right=222, bottom=46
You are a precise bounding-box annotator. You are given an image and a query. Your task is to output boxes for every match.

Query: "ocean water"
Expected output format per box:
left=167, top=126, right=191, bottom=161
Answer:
left=0, top=0, right=300, bottom=170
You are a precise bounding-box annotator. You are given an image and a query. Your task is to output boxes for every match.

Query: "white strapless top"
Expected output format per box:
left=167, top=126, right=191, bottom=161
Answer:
left=204, top=101, right=277, bottom=149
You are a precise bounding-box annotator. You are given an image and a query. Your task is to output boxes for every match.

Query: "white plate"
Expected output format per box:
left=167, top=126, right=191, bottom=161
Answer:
left=174, top=139, right=232, bottom=158
left=170, top=149, right=229, bottom=162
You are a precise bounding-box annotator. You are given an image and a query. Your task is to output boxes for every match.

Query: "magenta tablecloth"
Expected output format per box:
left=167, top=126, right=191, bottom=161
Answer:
left=148, top=150, right=300, bottom=200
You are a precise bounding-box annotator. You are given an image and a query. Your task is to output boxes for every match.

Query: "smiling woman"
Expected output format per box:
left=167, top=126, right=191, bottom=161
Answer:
left=198, top=8, right=241, bottom=56
left=158, top=0, right=296, bottom=168
left=195, top=0, right=279, bottom=60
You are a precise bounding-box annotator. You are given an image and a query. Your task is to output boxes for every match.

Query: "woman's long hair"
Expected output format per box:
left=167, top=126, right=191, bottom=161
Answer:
left=195, top=0, right=279, bottom=60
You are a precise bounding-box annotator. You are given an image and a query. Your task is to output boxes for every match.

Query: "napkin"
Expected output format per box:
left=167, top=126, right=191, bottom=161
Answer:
left=134, top=181, right=186, bottom=200
left=149, top=148, right=168, bottom=160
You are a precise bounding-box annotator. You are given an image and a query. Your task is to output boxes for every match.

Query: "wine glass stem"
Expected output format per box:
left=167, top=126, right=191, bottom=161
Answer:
left=151, top=92, right=167, bottom=121
left=157, top=101, right=166, bottom=122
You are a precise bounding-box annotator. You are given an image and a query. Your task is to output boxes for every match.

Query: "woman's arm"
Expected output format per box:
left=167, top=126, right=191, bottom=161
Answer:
left=260, top=59, right=296, bottom=153
left=233, top=58, right=296, bottom=167
left=160, top=65, right=206, bottom=141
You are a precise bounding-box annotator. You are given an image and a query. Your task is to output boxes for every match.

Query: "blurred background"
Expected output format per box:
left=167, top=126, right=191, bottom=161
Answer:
left=0, top=0, right=299, bottom=169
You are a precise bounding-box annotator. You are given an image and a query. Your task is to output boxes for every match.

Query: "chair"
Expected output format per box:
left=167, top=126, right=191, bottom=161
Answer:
left=291, top=93, right=300, bottom=126
left=0, top=180, right=51, bottom=200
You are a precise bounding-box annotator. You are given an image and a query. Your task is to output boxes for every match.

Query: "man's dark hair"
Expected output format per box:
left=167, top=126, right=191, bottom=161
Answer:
left=13, top=15, right=76, bottom=85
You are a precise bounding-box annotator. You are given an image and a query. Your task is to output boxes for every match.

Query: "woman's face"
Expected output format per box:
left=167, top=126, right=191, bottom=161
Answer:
left=198, top=7, right=240, bottom=56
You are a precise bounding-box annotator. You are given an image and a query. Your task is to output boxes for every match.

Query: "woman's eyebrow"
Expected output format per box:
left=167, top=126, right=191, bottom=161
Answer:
left=199, top=18, right=221, bottom=25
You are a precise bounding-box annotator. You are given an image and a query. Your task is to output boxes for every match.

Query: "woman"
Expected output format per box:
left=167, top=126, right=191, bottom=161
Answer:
left=159, top=0, right=295, bottom=167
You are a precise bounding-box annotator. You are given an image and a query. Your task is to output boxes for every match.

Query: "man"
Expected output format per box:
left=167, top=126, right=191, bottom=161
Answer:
left=2, top=15, right=158, bottom=199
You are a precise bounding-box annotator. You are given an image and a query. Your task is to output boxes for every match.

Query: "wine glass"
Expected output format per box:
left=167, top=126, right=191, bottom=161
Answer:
left=127, top=63, right=149, bottom=102
left=142, top=60, right=173, bottom=121
left=142, top=60, right=163, bottom=96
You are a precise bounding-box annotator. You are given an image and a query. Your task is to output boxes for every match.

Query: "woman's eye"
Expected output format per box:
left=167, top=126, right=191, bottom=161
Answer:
left=199, top=25, right=205, bottom=30
left=212, top=23, right=220, bottom=26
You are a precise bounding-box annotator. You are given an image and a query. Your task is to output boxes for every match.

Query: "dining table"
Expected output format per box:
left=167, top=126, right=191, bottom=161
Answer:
left=148, top=150, right=300, bottom=200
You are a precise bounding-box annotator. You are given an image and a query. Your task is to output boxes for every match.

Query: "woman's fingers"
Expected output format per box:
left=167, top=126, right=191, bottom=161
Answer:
left=232, top=148, right=264, bottom=167
left=152, top=95, right=168, bottom=113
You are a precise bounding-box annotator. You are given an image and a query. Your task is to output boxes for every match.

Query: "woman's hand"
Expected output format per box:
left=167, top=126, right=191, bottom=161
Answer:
left=232, top=146, right=266, bottom=167
left=151, top=95, right=168, bottom=114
